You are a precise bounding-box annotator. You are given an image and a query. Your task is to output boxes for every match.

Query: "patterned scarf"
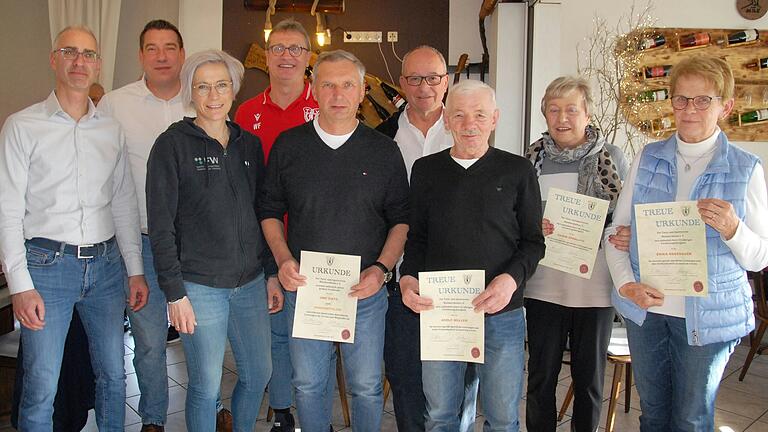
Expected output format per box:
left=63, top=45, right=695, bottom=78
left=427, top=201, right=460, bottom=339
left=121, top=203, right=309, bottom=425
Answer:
left=525, top=125, right=622, bottom=212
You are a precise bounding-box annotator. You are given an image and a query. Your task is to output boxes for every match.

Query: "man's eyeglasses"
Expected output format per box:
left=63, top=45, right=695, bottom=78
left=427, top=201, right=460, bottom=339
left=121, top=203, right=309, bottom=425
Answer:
left=403, top=74, right=447, bottom=87
left=53, top=47, right=100, bottom=63
left=670, top=95, right=722, bottom=110
left=268, top=44, right=310, bottom=57
left=192, top=81, right=233, bottom=97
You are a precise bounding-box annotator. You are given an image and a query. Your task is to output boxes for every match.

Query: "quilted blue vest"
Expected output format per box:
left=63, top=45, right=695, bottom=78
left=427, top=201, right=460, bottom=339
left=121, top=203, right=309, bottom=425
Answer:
left=612, top=132, right=758, bottom=346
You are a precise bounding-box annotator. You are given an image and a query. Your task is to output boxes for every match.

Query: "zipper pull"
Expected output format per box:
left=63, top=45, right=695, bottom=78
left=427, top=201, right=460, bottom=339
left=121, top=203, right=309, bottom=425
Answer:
left=692, top=330, right=699, bottom=345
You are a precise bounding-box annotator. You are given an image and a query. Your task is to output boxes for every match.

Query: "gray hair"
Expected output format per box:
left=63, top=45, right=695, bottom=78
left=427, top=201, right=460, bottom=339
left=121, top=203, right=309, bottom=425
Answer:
left=540, top=76, right=594, bottom=116
left=312, top=50, right=366, bottom=85
left=401, top=45, right=447, bottom=76
left=445, top=79, right=496, bottom=112
left=180, top=50, right=244, bottom=107
left=53, top=25, right=98, bottom=50
left=268, top=18, right=312, bottom=51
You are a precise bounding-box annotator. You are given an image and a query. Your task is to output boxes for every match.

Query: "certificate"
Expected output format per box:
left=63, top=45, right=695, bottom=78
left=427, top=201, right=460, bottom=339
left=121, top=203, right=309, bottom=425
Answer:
left=634, top=201, right=708, bottom=296
left=539, top=188, right=610, bottom=279
left=419, top=270, right=485, bottom=363
left=293, top=250, right=360, bottom=343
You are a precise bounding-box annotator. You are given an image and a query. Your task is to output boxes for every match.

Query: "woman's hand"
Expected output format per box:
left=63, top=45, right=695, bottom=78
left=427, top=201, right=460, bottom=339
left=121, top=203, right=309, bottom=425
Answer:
left=169, top=296, right=197, bottom=334
left=618, top=282, right=664, bottom=309
left=698, top=198, right=739, bottom=240
left=400, top=275, right=433, bottom=313
left=542, top=218, right=554, bottom=237
left=608, top=225, right=631, bottom=252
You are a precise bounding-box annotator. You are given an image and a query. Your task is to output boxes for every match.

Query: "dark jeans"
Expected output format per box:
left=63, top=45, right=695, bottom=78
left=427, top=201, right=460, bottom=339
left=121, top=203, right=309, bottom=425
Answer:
left=525, top=298, right=614, bottom=432
left=384, top=286, right=479, bottom=432
left=12, top=308, right=95, bottom=431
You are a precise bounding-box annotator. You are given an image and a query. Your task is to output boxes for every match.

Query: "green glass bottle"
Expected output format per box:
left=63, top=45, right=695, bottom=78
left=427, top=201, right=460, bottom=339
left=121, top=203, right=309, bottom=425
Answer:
left=738, top=108, right=768, bottom=124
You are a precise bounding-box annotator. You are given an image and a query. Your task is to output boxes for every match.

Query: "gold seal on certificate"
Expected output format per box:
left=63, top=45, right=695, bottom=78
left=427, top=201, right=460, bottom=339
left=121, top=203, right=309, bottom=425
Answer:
left=419, top=270, right=485, bottom=364
left=634, top=201, right=708, bottom=296
left=293, top=250, right=361, bottom=343
left=539, top=188, right=610, bottom=279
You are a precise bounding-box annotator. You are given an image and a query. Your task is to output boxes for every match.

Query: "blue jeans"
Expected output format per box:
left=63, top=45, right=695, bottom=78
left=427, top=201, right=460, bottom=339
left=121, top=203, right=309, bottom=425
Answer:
left=285, top=287, right=387, bottom=432
left=268, top=308, right=293, bottom=409
left=181, top=275, right=272, bottom=432
left=626, top=313, right=738, bottom=432
left=385, top=289, right=480, bottom=432
left=423, top=308, right=526, bottom=432
left=19, top=240, right=126, bottom=432
left=124, top=235, right=169, bottom=425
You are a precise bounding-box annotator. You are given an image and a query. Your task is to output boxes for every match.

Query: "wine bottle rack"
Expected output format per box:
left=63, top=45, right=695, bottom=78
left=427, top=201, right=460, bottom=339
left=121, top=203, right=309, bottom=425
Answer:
left=620, top=27, right=768, bottom=142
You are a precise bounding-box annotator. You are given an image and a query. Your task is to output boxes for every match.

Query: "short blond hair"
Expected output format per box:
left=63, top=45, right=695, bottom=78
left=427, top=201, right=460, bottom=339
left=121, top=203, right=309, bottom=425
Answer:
left=540, top=76, right=593, bottom=116
left=669, top=56, right=734, bottom=100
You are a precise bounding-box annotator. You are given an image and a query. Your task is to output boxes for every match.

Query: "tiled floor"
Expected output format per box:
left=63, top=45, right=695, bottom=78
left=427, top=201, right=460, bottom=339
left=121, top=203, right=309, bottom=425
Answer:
left=2, top=332, right=767, bottom=431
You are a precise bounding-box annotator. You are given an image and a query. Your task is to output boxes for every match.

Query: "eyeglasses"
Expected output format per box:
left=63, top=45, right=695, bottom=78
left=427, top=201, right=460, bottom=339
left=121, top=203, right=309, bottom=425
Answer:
left=53, top=47, right=100, bottom=63
left=268, top=44, right=309, bottom=57
left=670, top=95, right=722, bottom=110
left=403, top=74, right=447, bottom=86
left=192, top=81, right=233, bottom=97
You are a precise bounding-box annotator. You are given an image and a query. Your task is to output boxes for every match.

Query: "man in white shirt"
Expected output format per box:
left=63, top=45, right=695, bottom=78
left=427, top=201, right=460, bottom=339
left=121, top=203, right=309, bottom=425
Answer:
left=99, top=20, right=231, bottom=432
left=375, top=45, right=478, bottom=432
left=0, top=26, right=148, bottom=431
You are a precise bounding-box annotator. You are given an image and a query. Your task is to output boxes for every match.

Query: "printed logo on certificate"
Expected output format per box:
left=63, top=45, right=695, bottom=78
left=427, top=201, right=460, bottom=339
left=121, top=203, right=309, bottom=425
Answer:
left=419, top=270, right=485, bottom=364
left=294, top=251, right=360, bottom=343
left=634, top=201, right=709, bottom=296
left=539, top=188, right=610, bottom=279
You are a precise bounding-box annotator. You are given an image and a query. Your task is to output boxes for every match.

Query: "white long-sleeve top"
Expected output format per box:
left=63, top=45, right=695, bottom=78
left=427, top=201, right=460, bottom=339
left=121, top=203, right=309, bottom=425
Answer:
left=604, top=128, right=768, bottom=317
left=0, top=91, right=143, bottom=295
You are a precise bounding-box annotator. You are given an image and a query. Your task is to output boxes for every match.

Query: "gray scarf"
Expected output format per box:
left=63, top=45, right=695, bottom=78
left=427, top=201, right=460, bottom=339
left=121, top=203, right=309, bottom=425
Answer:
left=525, top=125, right=622, bottom=211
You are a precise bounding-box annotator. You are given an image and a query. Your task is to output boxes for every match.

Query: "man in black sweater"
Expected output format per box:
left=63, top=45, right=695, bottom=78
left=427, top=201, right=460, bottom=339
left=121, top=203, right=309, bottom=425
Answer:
left=259, top=50, right=409, bottom=432
left=399, top=80, right=545, bottom=431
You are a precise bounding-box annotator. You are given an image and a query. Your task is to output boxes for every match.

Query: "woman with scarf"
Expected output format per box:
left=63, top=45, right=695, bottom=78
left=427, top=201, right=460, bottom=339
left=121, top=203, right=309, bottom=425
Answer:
left=524, top=76, right=628, bottom=432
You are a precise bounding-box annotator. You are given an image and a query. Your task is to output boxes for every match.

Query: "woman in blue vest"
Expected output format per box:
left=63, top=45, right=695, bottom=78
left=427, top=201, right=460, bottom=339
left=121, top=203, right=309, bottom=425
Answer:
left=605, top=56, right=768, bottom=431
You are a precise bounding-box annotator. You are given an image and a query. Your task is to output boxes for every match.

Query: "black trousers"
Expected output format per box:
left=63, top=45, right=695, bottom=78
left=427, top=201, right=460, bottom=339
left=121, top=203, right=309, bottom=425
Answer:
left=525, top=298, right=614, bottom=432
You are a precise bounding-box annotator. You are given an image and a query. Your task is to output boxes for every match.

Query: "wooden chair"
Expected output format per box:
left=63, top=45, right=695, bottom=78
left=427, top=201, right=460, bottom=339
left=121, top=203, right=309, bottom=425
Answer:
left=740, top=269, right=768, bottom=381
left=267, top=342, right=350, bottom=426
left=558, top=327, right=632, bottom=432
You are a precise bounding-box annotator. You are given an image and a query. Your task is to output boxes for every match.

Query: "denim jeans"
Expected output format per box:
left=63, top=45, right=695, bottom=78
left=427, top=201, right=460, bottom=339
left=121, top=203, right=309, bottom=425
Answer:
left=19, top=240, right=126, bottom=432
left=423, top=307, right=526, bottom=432
left=181, top=275, right=272, bottom=432
left=626, top=313, right=738, bottom=432
left=285, top=287, right=387, bottom=432
left=124, top=235, right=169, bottom=425
left=268, top=308, right=293, bottom=409
left=385, top=289, right=480, bottom=432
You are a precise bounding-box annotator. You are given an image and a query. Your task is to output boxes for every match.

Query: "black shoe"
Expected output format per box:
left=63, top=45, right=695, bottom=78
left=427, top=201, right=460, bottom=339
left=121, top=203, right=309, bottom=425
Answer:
left=124, top=313, right=131, bottom=333
left=270, top=411, right=296, bottom=432
left=166, top=326, right=180, bottom=344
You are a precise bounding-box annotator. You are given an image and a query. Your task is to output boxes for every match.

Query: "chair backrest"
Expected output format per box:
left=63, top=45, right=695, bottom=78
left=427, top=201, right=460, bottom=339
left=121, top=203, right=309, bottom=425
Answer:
left=755, top=270, right=768, bottom=321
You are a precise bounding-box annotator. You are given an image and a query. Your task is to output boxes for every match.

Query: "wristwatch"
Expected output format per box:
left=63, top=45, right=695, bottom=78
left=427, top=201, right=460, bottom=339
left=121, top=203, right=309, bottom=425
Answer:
left=372, top=261, right=393, bottom=283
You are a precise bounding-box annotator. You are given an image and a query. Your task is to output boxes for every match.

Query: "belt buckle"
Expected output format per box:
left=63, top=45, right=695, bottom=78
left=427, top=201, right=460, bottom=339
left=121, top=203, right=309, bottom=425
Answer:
left=77, top=244, right=95, bottom=259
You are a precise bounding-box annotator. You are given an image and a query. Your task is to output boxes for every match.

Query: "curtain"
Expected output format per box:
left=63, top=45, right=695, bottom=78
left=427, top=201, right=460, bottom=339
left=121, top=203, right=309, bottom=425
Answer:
left=48, top=0, right=122, bottom=91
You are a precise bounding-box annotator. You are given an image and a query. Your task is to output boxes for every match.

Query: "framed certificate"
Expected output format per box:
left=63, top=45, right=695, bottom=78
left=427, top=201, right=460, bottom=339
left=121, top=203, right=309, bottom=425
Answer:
left=634, top=201, right=709, bottom=296
left=293, top=250, right=360, bottom=343
left=539, top=188, right=610, bottom=279
left=419, top=270, right=485, bottom=363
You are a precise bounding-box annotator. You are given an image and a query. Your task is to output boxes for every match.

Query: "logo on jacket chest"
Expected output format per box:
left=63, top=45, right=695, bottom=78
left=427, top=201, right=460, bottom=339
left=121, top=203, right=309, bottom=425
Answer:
left=304, top=107, right=319, bottom=122
left=194, top=156, right=221, bottom=171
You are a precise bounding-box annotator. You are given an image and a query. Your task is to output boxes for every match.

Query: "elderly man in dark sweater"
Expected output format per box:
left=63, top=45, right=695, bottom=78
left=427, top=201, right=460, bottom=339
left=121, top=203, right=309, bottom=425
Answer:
left=400, top=79, right=545, bottom=431
left=259, top=50, right=409, bottom=432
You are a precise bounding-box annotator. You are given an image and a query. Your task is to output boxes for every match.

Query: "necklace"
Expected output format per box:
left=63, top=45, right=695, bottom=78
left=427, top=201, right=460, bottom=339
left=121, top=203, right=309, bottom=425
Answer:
left=676, top=146, right=717, bottom=172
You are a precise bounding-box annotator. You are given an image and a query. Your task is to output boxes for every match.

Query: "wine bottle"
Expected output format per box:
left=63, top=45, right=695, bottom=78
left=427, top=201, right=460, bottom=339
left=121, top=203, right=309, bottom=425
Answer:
left=678, top=32, right=710, bottom=48
left=638, top=34, right=666, bottom=50
left=722, top=29, right=759, bottom=45
left=737, top=108, right=768, bottom=124
left=746, top=58, right=768, bottom=70
left=643, top=65, right=672, bottom=79
left=366, top=94, right=391, bottom=121
left=377, top=79, right=406, bottom=110
left=652, top=116, right=675, bottom=131
left=630, top=88, right=669, bottom=103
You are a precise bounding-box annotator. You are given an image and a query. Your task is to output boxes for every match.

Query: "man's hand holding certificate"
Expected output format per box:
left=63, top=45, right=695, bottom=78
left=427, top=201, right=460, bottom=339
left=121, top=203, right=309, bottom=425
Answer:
left=634, top=201, right=709, bottom=296
left=293, top=251, right=360, bottom=343
left=419, top=270, right=485, bottom=363
left=539, top=188, right=610, bottom=279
